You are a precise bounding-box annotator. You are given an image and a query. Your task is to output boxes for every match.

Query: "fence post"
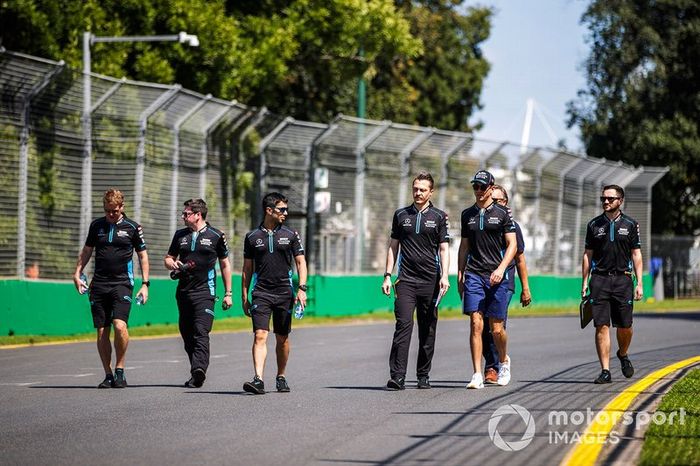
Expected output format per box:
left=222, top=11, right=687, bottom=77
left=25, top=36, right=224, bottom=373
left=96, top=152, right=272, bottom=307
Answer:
left=17, top=61, right=65, bottom=278
left=398, top=129, right=434, bottom=207
left=438, top=135, right=471, bottom=212
left=133, top=85, right=180, bottom=222
left=354, top=121, right=390, bottom=272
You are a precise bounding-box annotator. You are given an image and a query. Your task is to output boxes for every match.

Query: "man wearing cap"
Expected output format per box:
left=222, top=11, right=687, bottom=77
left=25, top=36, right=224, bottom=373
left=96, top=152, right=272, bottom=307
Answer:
left=582, top=184, right=643, bottom=384
left=458, top=170, right=517, bottom=389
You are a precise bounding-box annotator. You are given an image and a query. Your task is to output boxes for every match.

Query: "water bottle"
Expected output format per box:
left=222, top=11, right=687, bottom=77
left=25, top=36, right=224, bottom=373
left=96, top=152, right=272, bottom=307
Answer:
left=79, top=273, right=88, bottom=295
left=293, top=301, right=304, bottom=319
left=135, top=294, right=144, bottom=306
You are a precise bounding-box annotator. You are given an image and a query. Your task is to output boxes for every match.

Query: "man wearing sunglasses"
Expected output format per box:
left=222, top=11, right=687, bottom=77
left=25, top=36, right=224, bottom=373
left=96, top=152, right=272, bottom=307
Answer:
left=241, top=192, right=307, bottom=394
left=73, top=188, right=150, bottom=389
left=458, top=170, right=517, bottom=389
left=582, top=185, right=643, bottom=384
left=165, top=198, right=232, bottom=388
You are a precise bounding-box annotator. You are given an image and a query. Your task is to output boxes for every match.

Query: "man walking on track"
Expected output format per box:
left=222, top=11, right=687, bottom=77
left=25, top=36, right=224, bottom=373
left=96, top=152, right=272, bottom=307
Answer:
left=482, top=184, right=531, bottom=385
left=458, top=170, right=517, bottom=389
left=582, top=184, right=643, bottom=384
left=382, top=172, right=450, bottom=390
left=73, top=188, right=150, bottom=389
left=165, top=198, right=232, bottom=388
left=241, top=192, right=307, bottom=395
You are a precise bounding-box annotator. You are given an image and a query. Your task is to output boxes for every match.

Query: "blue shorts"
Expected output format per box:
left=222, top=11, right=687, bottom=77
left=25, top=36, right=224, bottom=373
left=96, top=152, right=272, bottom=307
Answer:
left=463, top=273, right=511, bottom=320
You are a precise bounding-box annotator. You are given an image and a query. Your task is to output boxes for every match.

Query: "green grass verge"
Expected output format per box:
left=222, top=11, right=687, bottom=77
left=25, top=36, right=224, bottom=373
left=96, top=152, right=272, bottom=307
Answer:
left=2, top=298, right=699, bottom=347
left=639, top=368, right=700, bottom=466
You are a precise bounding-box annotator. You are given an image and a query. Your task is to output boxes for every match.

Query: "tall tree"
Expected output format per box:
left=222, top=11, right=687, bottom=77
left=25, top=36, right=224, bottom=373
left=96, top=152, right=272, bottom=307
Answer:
left=568, top=0, right=700, bottom=235
left=370, top=1, right=491, bottom=131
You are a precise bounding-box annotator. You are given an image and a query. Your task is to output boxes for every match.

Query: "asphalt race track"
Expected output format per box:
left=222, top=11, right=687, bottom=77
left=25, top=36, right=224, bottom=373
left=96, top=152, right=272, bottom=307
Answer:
left=1, top=313, right=699, bottom=465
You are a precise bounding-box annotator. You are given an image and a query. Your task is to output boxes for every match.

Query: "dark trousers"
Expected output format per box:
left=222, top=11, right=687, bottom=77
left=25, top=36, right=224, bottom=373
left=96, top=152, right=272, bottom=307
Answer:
left=177, top=292, right=215, bottom=373
left=389, top=280, right=440, bottom=379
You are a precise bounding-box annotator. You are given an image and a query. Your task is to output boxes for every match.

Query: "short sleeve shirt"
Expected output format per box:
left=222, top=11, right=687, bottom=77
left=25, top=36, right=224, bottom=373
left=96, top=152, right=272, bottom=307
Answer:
left=584, top=212, right=641, bottom=273
left=505, top=221, right=525, bottom=292
left=390, top=203, right=450, bottom=284
left=85, top=216, right=146, bottom=285
left=243, top=225, right=305, bottom=291
left=167, top=224, right=229, bottom=295
left=460, top=202, right=515, bottom=276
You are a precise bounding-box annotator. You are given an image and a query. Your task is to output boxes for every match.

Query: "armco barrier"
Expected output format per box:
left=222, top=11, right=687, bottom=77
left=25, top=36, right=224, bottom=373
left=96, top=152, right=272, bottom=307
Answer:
left=2, top=274, right=652, bottom=336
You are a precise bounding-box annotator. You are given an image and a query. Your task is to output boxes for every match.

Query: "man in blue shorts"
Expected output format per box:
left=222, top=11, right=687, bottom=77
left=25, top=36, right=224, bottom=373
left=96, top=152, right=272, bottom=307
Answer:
left=241, top=192, right=307, bottom=395
left=482, top=185, right=531, bottom=384
left=458, top=170, right=517, bottom=389
left=73, top=188, right=150, bottom=389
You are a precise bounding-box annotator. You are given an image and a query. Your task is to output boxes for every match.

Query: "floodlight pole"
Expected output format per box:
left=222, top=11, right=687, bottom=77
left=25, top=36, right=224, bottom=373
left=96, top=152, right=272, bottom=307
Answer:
left=81, top=31, right=198, bottom=240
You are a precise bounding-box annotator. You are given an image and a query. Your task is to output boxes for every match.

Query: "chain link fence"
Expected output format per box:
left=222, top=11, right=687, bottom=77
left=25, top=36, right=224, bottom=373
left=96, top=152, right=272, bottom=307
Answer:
left=1, top=48, right=671, bottom=280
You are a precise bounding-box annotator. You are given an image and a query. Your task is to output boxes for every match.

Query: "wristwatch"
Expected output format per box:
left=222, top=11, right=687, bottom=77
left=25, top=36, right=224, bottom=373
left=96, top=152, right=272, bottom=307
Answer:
left=298, top=284, right=308, bottom=292
left=383, top=273, right=392, bottom=278
left=142, top=280, right=151, bottom=287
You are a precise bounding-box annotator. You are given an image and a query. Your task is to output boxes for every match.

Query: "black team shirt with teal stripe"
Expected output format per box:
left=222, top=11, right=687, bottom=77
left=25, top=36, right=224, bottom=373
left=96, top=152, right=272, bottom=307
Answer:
left=460, top=202, right=515, bottom=277
left=86, top=216, right=146, bottom=285
left=390, top=202, right=450, bottom=284
left=167, top=224, right=229, bottom=295
left=243, top=225, right=305, bottom=291
left=584, top=212, right=641, bottom=273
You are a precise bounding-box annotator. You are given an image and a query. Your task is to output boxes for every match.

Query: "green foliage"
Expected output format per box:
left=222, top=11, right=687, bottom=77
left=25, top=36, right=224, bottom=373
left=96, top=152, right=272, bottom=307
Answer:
left=639, top=369, right=700, bottom=466
left=568, top=1, right=700, bottom=234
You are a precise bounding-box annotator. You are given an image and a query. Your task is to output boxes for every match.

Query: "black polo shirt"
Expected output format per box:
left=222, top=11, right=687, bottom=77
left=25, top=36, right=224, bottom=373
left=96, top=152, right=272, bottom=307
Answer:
left=243, top=225, right=305, bottom=291
left=390, top=202, right=449, bottom=284
left=85, top=216, right=146, bottom=285
left=584, top=212, right=641, bottom=273
left=167, top=224, right=229, bottom=295
left=460, top=202, right=515, bottom=276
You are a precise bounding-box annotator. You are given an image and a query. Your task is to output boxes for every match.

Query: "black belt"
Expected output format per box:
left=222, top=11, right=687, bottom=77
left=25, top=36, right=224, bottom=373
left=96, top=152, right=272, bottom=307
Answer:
left=592, top=270, right=630, bottom=276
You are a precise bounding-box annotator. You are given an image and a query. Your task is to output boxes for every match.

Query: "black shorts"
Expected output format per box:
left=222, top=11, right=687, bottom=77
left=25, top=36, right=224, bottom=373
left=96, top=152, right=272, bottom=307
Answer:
left=250, top=290, right=293, bottom=335
left=89, top=282, right=133, bottom=328
left=589, top=274, right=634, bottom=328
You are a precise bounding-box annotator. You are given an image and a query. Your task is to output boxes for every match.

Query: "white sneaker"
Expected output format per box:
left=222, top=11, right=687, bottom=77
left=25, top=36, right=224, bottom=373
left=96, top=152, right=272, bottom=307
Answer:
left=497, top=356, right=511, bottom=386
left=466, top=372, right=484, bottom=389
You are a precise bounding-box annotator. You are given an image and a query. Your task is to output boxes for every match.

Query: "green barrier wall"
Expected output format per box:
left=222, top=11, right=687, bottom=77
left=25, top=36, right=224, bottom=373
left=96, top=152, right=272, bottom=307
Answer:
left=2, top=274, right=652, bottom=336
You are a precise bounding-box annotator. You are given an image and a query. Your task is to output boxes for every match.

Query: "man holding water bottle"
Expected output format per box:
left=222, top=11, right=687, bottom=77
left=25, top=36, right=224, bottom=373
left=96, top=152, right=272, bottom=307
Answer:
left=73, top=188, right=150, bottom=389
left=382, top=172, right=450, bottom=390
left=241, top=192, right=307, bottom=394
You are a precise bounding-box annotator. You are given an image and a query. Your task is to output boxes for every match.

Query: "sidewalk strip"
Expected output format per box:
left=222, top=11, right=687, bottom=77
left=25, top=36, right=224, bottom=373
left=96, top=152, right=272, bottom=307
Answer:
left=560, top=355, right=700, bottom=466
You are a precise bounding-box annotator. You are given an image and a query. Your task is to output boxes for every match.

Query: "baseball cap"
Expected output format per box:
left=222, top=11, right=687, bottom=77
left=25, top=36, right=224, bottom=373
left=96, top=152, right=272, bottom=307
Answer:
left=470, top=170, right=494, bottom=186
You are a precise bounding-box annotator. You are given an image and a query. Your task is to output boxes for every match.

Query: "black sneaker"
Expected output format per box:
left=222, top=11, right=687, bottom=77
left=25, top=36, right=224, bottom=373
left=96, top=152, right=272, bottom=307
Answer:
left=97, top=374, right=114, bottom=389
left=192, top=368, right=206, bottom=387
left=113, top=369, right=127, bottom=388
left=243, top=376, right=265, bottom=394
left=276, top=376, right=290, bottom=393
left=387, top=377, right=405, bottom=390
left=594, top=369, right=612, bottom=384
left=617, top=350, right=634, bottom=378
left=417, top=376, right=431, bottom=389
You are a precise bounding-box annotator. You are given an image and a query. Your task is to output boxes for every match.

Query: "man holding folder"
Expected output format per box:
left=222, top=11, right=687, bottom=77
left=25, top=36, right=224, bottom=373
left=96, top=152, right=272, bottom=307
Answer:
left=382, top=172, right=450, bottom=390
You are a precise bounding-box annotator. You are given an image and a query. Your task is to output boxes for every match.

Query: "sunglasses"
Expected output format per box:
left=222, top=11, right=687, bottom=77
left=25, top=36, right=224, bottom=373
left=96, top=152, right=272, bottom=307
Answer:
left=273, top=207, right=289, bottom=214
left=472, top=184, right=491, bottom=192
left=492, top=197, right=507, bottom=204
left=181, top=211, right=196, bottom=218
left=600, top=196, right=621, bottom=203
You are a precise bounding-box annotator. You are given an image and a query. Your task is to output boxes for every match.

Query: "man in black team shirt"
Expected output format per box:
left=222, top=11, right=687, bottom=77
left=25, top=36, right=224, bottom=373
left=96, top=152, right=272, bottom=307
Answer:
left=382, top=172, right=450, bottom=390
left=241, top=192, right=307, bottom=395
left=73, top=188, right=150, bottom=389
left=582, top=184, right=643, bottom=384
left=165, top=198, right=232, bottom=388
left=458, top=170, right=517, bottom=389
